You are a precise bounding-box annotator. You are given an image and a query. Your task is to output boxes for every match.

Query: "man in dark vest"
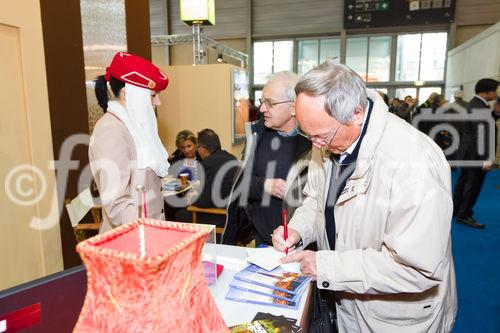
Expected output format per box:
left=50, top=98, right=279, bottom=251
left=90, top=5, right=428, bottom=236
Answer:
left=222, top=71, right=311, bottom=245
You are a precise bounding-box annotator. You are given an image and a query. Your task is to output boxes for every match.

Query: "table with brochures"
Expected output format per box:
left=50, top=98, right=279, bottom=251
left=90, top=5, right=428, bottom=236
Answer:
left=206, top=244, right=313, bottom=329
left=0, top=243, right=311, bottom=332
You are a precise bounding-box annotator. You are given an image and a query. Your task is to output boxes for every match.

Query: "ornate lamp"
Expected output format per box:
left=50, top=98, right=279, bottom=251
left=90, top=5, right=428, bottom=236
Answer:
left=74, top=219, right=228, bottom=332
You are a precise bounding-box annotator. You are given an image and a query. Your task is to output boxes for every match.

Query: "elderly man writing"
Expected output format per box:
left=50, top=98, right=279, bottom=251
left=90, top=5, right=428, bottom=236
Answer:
left=273, top=61, right=457, bottom=332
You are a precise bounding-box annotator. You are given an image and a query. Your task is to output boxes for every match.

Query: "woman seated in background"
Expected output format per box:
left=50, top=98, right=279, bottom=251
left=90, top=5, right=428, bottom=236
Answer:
left=168, top=130, right=202, bottom=181
left=90, top=52, right=169, bottom=233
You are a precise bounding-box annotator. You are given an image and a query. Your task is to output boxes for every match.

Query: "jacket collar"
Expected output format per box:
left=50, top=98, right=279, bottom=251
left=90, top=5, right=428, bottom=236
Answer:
left=473, top=95, right=489, bottom=108
left=349, top=89, right=389, bottom=178
left=321, top=89, right=389, bottom=179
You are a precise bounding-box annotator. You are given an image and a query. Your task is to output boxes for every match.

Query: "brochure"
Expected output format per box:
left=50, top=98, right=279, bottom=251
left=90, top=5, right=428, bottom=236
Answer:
left=229, top=278, right=299, bottom=302
left=233, top=264, right=311, bottom=295
left=225, top=287, right=299, bottom=309
left=229, top=318, right=300, bottom=333
left=252, top=312, right=301, bottom=333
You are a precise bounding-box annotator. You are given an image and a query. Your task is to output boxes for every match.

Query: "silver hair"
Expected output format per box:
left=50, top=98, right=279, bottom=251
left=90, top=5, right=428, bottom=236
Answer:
left=295, top=61, right=367, bottom=123
left=266, top=71, right=299, bottom=101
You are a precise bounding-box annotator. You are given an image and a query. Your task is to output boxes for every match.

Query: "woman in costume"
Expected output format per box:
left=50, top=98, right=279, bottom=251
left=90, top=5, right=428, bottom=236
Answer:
left=90, top=52, right=170, bottom=233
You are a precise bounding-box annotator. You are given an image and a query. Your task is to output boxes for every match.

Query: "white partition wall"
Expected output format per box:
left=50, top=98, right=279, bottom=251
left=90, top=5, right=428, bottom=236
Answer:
left=446, top=21, right=500, bottom=100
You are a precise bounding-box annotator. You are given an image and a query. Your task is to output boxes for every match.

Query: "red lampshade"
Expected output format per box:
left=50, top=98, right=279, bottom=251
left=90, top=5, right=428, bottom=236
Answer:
left=74, top=219, right=228, bottom=332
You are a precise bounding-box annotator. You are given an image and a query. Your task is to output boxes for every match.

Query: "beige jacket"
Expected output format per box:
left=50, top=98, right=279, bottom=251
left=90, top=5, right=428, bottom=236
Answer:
left=289, top=90, right=457, bottom=332
left=89, top=113, right=165, bottom=233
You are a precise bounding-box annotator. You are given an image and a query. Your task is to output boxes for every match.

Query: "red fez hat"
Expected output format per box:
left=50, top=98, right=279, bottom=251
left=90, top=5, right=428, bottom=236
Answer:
left=105, top=52, right=169, bottom=91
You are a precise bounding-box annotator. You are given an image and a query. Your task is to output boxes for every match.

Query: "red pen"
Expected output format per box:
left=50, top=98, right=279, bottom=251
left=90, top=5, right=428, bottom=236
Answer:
left=282, top=209, right=288, bottom=255
left=143, top=191, right=148, bottom=218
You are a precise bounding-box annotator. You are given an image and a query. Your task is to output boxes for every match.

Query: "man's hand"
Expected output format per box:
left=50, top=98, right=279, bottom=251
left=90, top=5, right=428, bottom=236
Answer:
left=281, top=250, right=317, bottom=280
left=482, top=160, right=493, bottom=171
left=272, top=226, right=300, bottom=253
left=264, top=178, right=287, bottom=198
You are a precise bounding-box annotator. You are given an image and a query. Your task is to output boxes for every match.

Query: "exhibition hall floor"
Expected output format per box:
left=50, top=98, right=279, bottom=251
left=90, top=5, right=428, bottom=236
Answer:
left=451, top=169, right=500, bottom=333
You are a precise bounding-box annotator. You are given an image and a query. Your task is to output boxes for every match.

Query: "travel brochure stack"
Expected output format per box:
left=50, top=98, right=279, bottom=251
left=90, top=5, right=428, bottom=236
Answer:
left=225, top=263, right=311, bottom=310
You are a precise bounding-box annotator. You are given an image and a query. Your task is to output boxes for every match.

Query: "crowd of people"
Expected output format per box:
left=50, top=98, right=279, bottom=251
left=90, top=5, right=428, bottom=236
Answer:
left=88, top=51, right=499, bottom=333
left=378, top=80, right=500, bottom=229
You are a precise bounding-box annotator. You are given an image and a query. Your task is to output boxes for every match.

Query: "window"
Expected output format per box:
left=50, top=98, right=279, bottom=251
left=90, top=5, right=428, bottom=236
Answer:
left=251, top=32, right=447, bottom=103
left=367, top=36, right=391, bottom=82
left=298, top=40, right=318, bottom=77
left=298, top=38, right=340, bottom=76
left=395, top=32, right=447, bottom=82
left=420, top=33, right=447, bottom=81
left=395, top=88, right=417, bottom=100
left=395, top=34, right=421, bottom=82
left=418, top=87, right=442, bottom=105
left=253, top=42, right=272, bottom=85
left=320, top=39, right=341, bottom=63
left=346, top=37, right=368, bottom=80
left=346, top=36, right=391, bottom=82
left=254, top=90, right=262, bottom=107
left=253, top=41, right=293, bottom=85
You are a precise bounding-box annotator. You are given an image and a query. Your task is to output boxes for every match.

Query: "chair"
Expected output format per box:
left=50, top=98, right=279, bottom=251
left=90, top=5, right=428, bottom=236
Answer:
left=65, top=188, right=102, bottom=242
left=186, top=206, right=226, bottom=235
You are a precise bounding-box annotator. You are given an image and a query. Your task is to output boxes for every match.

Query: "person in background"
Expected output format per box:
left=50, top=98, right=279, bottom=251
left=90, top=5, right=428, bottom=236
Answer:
left=396, top=95, right=416, bottom=123
left=175, top=129, right=239, bottom=226
left=415, top=92, right=439, bottom=115
left=168, top=130, right=202, bottom=181
left=453, top=78, right=499, bottom=229
left=414, top=93, right=446, bottom=134
left=404, top=94, right=414, bottom=105
left=430, top=94, right=447, bottom=111
left=90, top=52, right=169, bottom=233
left=223, top=71, right=312, bottom=246
left=248, top=98, right=260, bottom=122
left=388, top=97, right=400, bottom=114
left=493, top=97, right=500, bottom=163
left=453, top=90, right=468, bottom=108
left=273, top=61, right=456, bottom=332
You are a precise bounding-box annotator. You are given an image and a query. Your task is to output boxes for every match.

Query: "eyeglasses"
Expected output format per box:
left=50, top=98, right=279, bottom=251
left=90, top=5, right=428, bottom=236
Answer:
left=297, top=123, right=342, bottom=149
left=259, top=98, right=293, bottom=109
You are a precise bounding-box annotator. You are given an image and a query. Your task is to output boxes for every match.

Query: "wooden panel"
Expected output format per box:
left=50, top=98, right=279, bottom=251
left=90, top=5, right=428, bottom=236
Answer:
left=252, top=0, right=342, bottom=38
left=169, top=0, right=247, bottom=38
left=0, top=24, right=43, bottom=289
left=125, top=0, right=152, bottom=59
left=157, top=64, right=244, bottom=158
left=40, top=0, right=88, bottom=268
left=455, top=0, right=500, bottom=26
left=0, top=0, right=63, bottom=290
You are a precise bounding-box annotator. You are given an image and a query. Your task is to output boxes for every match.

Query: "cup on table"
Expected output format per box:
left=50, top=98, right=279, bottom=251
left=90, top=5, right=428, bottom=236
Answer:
left=178, top=173, right=189, bottom=188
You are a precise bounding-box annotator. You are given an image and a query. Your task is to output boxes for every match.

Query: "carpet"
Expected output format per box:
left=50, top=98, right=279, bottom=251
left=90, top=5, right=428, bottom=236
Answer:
left=451, top=169, right=500, bottom=332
